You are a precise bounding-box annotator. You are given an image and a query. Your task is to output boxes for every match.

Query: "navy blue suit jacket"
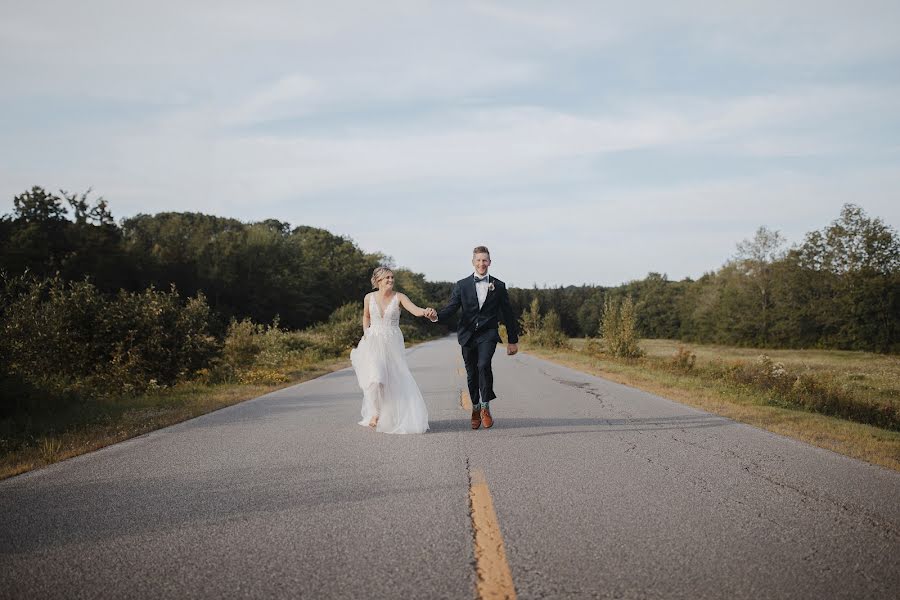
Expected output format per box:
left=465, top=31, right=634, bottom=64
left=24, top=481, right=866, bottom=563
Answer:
left=436, top=274, right=519, bottom=347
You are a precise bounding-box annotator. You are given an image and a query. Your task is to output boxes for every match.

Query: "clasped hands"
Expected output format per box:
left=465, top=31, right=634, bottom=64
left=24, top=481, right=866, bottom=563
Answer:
left=420, top=307, right=518, bottom=356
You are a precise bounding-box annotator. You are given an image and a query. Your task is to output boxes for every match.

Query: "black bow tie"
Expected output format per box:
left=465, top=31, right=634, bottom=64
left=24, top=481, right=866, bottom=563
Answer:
left=474, top=276, right=488, bottom=283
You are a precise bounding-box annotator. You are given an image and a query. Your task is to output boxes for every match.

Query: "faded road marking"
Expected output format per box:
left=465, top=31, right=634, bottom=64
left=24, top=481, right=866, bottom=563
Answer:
left=469, top=468, right=516, bottom=600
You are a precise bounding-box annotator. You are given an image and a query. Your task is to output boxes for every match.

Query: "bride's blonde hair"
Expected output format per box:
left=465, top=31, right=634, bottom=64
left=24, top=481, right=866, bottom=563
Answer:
left=371, top=266, right=394, bottom=290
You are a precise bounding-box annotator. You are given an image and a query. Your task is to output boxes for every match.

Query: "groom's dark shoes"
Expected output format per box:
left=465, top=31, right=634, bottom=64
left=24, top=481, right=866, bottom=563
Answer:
left=480, top=405, right=493, bottom=429
left=471, top=410, right=481, bottom=430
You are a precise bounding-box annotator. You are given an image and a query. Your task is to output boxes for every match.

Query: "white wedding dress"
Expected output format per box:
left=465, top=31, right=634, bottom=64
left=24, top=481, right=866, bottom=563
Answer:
left=350, top=294, right=429, bottom=434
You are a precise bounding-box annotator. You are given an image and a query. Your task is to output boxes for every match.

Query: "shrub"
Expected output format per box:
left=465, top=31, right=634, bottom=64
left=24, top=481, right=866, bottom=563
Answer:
left=218, top=316, right=322, bottom=383
left=701, top=354, right=899, bottom=430
left=519, top=298, right=542, bottom=338
left=536, top=310, right=570, bottom=348
left=582, top=337, right=604, bottom=357
left=519, top=299, right=569, bottom=349
left=601, top=296, right=644, bottom=358
left=669, top=345, right=697, bottom=372
left=305, top=302, right=363, bottom=355
left=97, top=286, right=217, bottom=391
left=785, top=371, right=898, bottom=429
left=0, top=275, right=216, bottom=397
left=222, top=318, right=264, bottom=372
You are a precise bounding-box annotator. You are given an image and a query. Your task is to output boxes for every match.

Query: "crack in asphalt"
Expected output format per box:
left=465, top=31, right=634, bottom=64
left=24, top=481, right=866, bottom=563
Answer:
left=667, top=433, right=900, bottom=539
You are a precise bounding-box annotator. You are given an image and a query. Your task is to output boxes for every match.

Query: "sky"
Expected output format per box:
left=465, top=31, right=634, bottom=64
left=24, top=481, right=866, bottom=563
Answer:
left=2, top=1, right=899, bottom=287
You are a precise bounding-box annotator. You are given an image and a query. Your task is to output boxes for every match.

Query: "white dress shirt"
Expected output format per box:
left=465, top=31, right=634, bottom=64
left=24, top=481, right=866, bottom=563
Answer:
left=474, top=272, right=489, bottom=309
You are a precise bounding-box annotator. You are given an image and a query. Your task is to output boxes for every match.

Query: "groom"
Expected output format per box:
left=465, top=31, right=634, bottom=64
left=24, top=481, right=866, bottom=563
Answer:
left=425, top=246, right=519, bottom=430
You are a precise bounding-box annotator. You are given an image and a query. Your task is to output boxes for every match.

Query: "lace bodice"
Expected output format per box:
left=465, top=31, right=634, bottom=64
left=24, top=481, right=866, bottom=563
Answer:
left=369, top=293, right=401, bottom=332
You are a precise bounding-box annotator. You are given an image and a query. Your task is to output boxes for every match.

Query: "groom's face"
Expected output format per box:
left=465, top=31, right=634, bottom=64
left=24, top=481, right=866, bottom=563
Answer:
left=472, top=252, right=491, bottom=276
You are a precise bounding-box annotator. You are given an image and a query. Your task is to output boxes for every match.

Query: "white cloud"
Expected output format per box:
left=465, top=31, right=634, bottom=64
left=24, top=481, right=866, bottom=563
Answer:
left=469, top=2, right=578, bottom=34
left=223, top=74, right=323, bottom=125
left=2, top=1, right=899, bottom=287
left=104, top=83, right=891, bottom=205
left=371, top=166, right=900, bottom=286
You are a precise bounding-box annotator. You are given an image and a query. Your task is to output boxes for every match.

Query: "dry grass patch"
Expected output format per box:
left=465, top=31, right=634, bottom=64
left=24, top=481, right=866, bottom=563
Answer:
left=524, top=341, right=900, bottom=472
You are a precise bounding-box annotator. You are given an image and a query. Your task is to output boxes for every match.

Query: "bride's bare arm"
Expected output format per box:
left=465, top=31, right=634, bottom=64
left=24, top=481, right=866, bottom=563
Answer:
left=362, top=293, right=372, bottom=332
left=398, top=293, right=428, bottom=318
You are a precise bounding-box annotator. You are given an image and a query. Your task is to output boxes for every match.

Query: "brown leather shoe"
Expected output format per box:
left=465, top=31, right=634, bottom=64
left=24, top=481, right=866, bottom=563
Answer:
left=480, top=406, right=493, bottom=429
left=471, top=410, right=481, bottom=430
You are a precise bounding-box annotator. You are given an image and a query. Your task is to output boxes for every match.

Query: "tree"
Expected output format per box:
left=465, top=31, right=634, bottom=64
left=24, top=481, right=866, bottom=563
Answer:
left=3, top=187, right=72, bottom=277
left=730, top=226, right=787, bottom=345
left=12, top=186, right=67, bottom=223
left=795, top=204, right=900, bottom=351
left=797, top=204, right=899, bottom=275
left=628, top=272, right=683, bottom=339
left=61, top=188, right=114, bottom=226
left=601, top=296, right=643, bottom=358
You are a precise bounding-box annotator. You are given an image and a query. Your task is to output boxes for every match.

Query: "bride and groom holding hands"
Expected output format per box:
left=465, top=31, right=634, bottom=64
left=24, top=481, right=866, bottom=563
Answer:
left=350, top=246, right=519, bottom=434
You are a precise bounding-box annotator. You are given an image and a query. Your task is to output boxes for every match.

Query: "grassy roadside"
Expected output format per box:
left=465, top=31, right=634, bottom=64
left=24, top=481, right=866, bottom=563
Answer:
left=520, top=340, right=900, bottom=472
left=0, top=356, right=350, bottom=481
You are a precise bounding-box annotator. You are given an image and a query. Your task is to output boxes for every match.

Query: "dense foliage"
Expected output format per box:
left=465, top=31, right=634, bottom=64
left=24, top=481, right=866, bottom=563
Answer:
left=512, top=205, right=900, bottom=353
left=0, top=187, right=450, bottom=444
left=1, top=186, right=386, bottom=330
left=1, top=274, right=216, bottom=397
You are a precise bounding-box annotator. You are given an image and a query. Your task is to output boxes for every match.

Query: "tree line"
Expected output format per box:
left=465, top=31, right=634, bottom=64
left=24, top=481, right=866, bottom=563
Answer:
left=511, top=204, right=899, bottom=353
left=3, top=187, right=898, bottom=354
left=2, top=186, right=392, bottom=331
left=2, top=187, right=898, bottom=354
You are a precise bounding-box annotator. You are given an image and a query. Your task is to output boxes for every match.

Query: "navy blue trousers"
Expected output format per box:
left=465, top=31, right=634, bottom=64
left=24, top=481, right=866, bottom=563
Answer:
left=461, top=336, right=497, bottom=407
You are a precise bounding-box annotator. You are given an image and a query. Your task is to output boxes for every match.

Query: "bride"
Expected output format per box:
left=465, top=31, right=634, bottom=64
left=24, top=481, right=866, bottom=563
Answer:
left=350, top=266, right=433, bottom=434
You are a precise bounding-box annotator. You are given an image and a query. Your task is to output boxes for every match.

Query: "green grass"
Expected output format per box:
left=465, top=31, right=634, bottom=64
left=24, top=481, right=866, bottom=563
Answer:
left=0, top=356, right=350, bottom=481
left=523, top=339, right=900, bottom=471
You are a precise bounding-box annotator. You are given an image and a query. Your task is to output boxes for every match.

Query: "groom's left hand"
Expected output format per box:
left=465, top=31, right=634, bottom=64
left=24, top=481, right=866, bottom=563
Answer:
left=506, top=343, right=518, bottom=356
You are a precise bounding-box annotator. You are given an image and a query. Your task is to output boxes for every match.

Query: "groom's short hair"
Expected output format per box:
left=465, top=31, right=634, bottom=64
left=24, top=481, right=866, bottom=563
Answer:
left=473, top=245, right=490, bottom=257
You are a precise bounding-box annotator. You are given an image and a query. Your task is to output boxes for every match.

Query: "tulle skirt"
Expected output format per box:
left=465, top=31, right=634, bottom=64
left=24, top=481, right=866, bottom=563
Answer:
left=350, top=326, right=429, bottom=434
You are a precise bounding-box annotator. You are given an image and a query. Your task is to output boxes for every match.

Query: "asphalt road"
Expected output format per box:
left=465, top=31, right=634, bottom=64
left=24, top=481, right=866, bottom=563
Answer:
left=2, top=336, right=898, bottom=599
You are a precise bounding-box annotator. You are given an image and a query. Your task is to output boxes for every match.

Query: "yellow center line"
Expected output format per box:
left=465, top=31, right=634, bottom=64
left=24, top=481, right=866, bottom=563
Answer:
left=469, top=468, right=517, bottom=600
